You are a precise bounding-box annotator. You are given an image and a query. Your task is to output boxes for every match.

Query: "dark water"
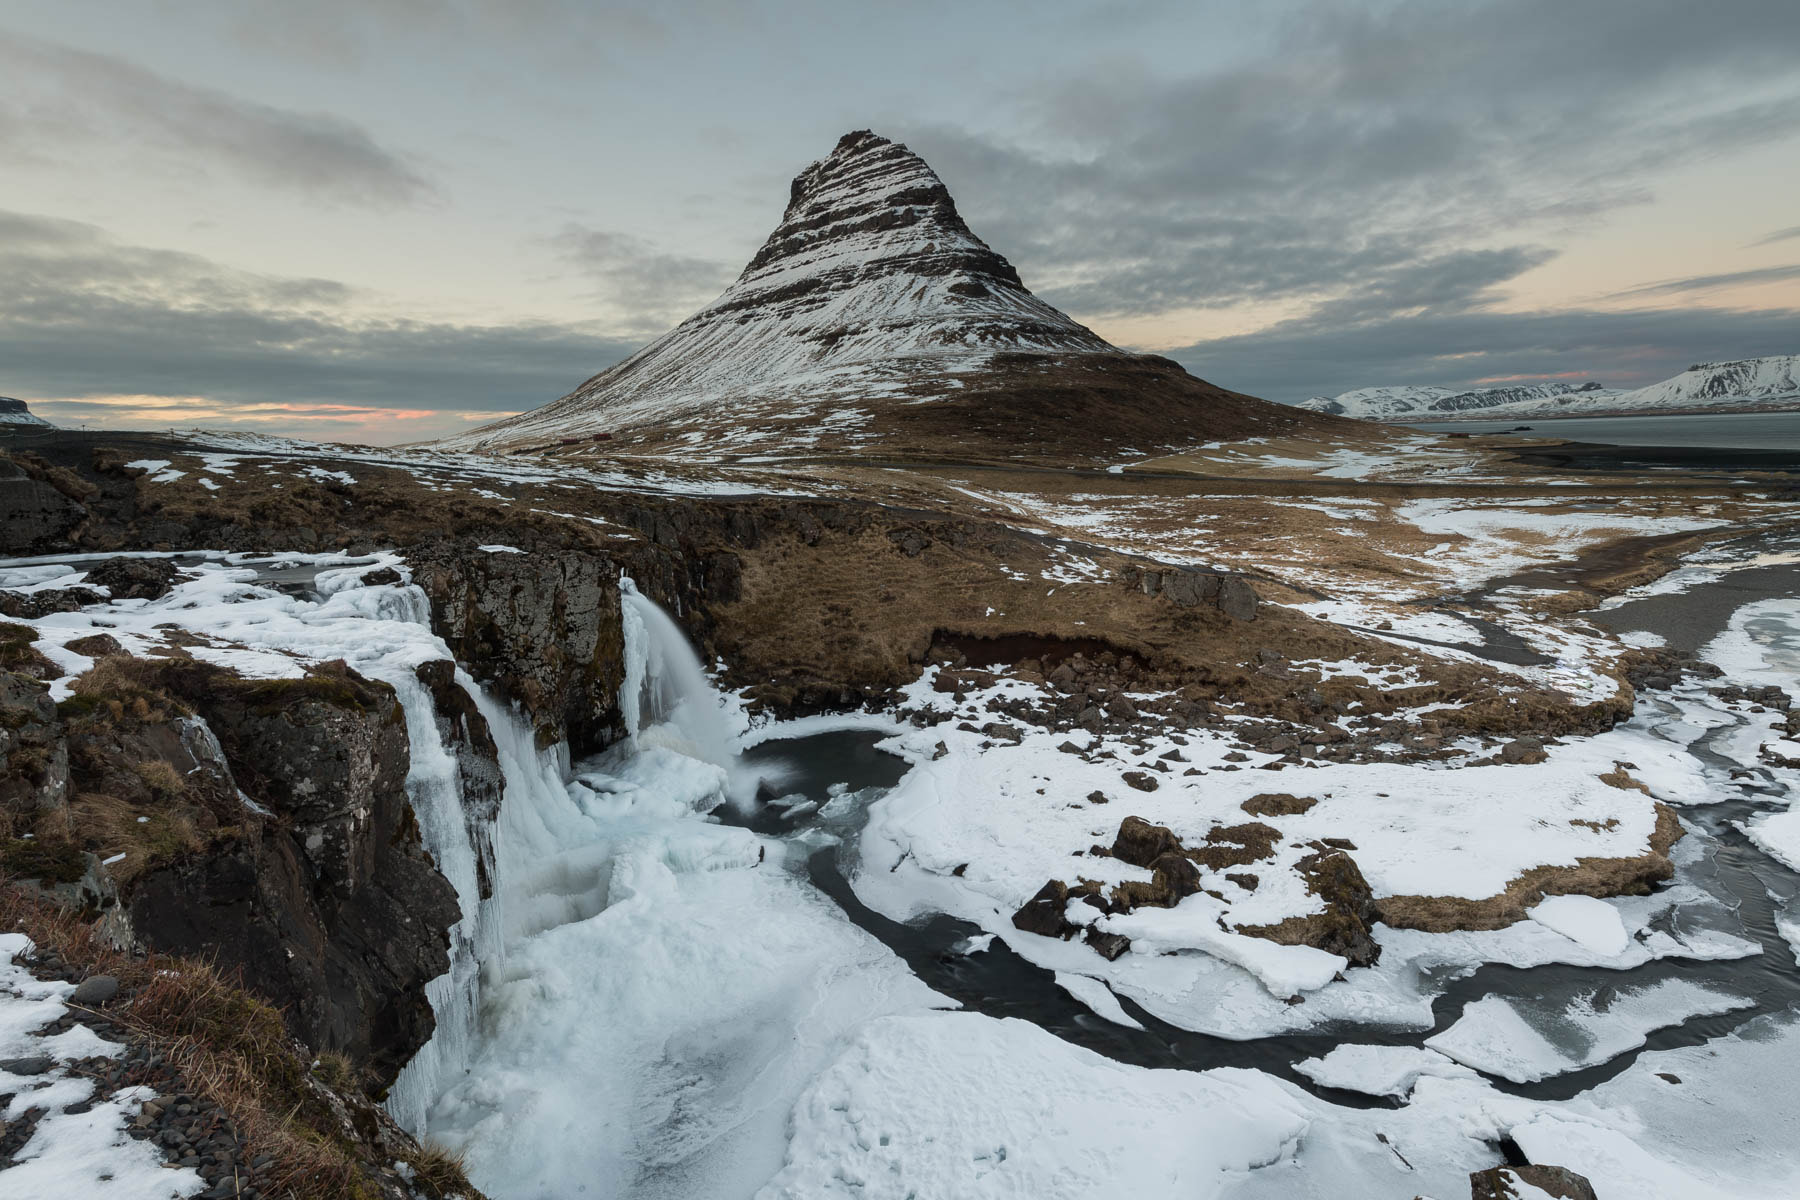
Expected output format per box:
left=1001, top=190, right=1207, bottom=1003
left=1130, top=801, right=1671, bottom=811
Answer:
left=726, top=545, right=1800, bottom=1105
left=1401, top=409, right=1800, bottom=450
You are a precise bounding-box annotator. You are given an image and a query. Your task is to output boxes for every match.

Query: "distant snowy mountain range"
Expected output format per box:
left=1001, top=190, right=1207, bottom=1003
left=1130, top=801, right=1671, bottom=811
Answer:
left=0, top=397, right=51, bottom=427
left=1299, top=356, right=1800, bottom=421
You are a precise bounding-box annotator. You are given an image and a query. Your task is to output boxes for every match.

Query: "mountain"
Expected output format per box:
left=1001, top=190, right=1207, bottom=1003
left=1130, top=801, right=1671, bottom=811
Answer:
left=1298, top=381, right=1614, bottom=420
left=1604, top=357, right=1800, bottom=413
left=445, top=131, right=1323, bottom=462
left=0, top=397, right=51, bottom=427
left=1304, top=356, right=1800, bottom=422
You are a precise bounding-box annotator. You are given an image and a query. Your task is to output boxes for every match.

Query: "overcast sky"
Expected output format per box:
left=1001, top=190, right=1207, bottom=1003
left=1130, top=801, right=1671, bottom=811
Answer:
left=5, top=0, right=1798, bottom=442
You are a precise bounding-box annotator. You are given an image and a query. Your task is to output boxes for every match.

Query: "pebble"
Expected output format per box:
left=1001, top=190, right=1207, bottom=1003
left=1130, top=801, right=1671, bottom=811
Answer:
left=0, top=1055, right=53, bottom=1076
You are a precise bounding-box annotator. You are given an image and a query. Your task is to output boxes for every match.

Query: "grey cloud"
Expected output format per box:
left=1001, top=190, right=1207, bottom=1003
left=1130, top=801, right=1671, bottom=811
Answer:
left=0, top=35, right=433, bottom=205
left=0, top=211, right=630, bottom=418
left=1613, top=264, right=1800, bottom=298
left=896, top=0, right=1800, bottom=325
left=1750, top=225, right=1800, bottom=248
left=550, top=226, right=733, bottom=337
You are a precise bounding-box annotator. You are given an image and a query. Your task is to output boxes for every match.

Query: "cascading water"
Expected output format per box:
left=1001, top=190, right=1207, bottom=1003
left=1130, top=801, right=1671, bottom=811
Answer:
left=619, top=578, right=737, bottom=771
left=389, top=573, right=750, bottom=1136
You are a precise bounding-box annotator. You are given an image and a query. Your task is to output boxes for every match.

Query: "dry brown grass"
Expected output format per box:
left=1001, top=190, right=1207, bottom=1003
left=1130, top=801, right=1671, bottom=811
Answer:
left=0, top=880, right=482, bottom=1200
left=65, top=790, right=202, bottom=884
left=0, top=620, right=58, bottom=678
left=410, top=1139, right=474, bottom=1199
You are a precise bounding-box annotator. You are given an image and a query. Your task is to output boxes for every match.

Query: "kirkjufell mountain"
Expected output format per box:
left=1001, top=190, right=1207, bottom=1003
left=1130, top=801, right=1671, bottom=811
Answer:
left=447, top=131, right=1324, bottom=461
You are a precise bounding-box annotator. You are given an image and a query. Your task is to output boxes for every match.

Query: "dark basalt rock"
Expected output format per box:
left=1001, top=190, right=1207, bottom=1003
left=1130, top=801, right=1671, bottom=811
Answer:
left=415, top=658, right=505, bottom=899
left=1084, top=928, right=1131, bottom=961
left=1243, top=847, right=1382, bottom=968
left=83, top=556, right=180, bottom=601
left=1111, top=815, right=1181, bottom=868
left=0, top=454, right=87, bottom=553
left=408, top=540, right=627, bottom=753
left=115, top=658, right=461, bottom=1085
left=1469, top=1163, right=1598, bottom=1200
left=1011, top=879, right=1073, bottom=938
left=0, top=669, right=66, bottom=816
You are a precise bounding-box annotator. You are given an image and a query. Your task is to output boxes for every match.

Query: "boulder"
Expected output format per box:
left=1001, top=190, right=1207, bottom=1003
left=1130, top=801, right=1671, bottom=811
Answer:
left=1011, top=879, right=1073, bottom=938
left=1501, top=735, right=1547, bottom=765
left=1084, top=928, right=1131, bottom=961
left=1218, top=577, right=1258, bottom=621
left=1161, top=570, right=1220, bottom=608
left=1469, top=1164, right=1598, bottom=1200
left=1240, top=792, right=1316, bottom=817
left=1111, top=815, right=1181, bottom=867
left=83, top=557, right=180, bottom=601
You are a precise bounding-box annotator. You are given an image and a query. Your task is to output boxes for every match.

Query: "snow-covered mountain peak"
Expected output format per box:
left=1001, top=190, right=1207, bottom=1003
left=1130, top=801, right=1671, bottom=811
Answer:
left=438, top=131, right=1319, bottom=461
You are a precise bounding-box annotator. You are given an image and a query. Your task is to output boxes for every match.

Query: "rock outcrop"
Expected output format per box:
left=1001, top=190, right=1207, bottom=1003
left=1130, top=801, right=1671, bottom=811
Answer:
left=408, top=541, right=629, bottom=751
left=2, top=656, right=461, bottom=1086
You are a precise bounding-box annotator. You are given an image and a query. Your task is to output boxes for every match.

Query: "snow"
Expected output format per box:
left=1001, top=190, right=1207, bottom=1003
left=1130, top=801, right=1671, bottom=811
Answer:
left=475, top=544, right=523, bottom=554
left=1292, top=1043, right=1476, bottom=1097
left=1527, top=895, right=1631, bottom=956
left=1091, top=892, right=1349, bottom=997
left=1742, top=809, right=1800, bottom=871
left=1424, top=978, right=1755, bottom=1083
left=759, top=1012, right=1310, bottom=1200
left=1395, top=498, right=1724, bottom=590
left=1505, top=1012, right=1800, bottom=1199
left=1, top=935, right=205, bottom=1198
left=1702, top=597, right=1800, bottom=691
left=1053, top=972, right=1145, bottom=1030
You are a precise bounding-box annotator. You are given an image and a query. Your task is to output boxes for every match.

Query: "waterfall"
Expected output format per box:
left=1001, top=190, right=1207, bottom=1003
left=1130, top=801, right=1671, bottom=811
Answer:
left=619, top=578, right=736, bottom=772
left=375, top=647, right=496, bottom=1133
left=388, top=574, right=747, bottom=1132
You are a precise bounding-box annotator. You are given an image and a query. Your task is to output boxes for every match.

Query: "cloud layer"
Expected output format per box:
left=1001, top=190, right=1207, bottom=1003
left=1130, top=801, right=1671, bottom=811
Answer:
left=0, top=35, right=432, bottom=205
left=0, top=211, right=632, bottom=439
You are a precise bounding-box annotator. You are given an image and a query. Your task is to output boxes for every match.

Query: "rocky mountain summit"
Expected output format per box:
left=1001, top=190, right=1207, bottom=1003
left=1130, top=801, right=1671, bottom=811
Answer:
left=446, top=131, right=1321, bottom=463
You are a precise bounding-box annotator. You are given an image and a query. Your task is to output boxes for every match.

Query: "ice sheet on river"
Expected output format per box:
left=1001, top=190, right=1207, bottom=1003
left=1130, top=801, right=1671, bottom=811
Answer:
left=1424, top=977, right=1754, bottom=1083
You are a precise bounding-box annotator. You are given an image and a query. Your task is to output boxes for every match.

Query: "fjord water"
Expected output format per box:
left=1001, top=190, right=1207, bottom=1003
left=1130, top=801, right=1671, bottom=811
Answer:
left=1402, top=409, right=1800, bottom=449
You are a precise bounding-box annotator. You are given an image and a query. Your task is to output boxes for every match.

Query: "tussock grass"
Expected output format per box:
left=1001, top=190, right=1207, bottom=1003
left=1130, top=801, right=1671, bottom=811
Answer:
left=67, top=791, right=202, bottom=883
left=410, top=1139, right=474, bottom=1199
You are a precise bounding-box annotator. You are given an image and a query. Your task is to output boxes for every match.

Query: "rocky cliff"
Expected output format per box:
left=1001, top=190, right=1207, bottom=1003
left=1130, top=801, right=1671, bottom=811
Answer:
left=2, top=654, right=462, bottom=1088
